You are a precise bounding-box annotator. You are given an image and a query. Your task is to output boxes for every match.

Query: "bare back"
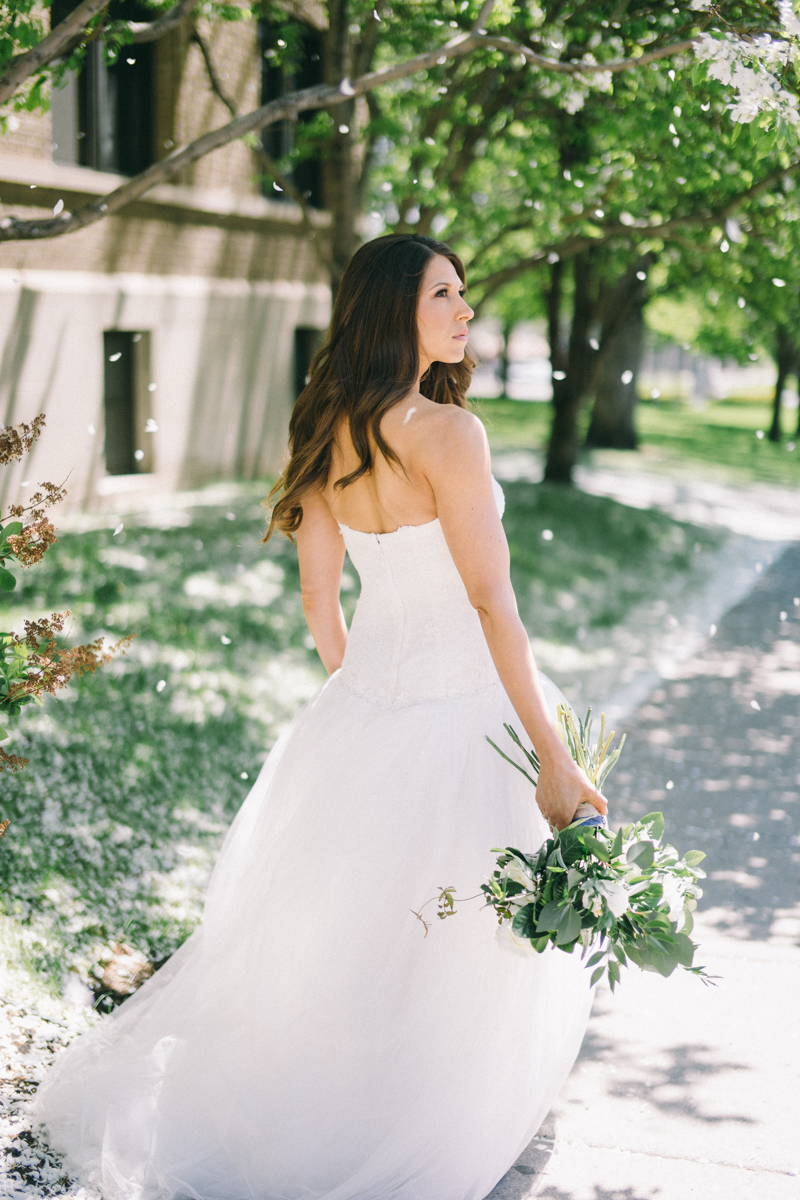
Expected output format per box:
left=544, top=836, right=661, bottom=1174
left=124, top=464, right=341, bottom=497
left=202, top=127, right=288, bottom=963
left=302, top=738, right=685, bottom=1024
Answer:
left=321, top=393, right=443, bottom=534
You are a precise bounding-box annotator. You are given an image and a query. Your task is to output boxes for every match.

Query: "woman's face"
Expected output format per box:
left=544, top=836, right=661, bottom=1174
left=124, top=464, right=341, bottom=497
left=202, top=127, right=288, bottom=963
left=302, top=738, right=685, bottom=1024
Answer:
left=416, top=254, right=474, bottom=373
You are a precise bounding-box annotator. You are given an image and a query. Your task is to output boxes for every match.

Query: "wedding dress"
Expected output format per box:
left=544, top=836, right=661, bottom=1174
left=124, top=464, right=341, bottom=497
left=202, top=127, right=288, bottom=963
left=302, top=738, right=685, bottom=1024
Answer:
left=34, top=478, right=594, bottom=1200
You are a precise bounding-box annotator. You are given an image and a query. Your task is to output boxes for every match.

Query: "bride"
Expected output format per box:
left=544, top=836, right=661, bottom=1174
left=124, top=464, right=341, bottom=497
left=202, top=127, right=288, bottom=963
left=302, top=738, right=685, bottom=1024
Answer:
left=34, top=233, right=606, bottom=1200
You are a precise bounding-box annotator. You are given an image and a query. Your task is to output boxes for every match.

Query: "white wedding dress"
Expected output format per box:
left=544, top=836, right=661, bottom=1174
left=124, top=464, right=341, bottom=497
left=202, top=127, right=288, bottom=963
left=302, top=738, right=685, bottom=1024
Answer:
left=34, top=479, right=593, bottom=1200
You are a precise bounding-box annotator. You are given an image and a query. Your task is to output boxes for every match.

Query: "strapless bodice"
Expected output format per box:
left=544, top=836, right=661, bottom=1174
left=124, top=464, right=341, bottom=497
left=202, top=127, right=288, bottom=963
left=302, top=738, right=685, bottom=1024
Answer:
left=337, top=479, right=505, bottom=708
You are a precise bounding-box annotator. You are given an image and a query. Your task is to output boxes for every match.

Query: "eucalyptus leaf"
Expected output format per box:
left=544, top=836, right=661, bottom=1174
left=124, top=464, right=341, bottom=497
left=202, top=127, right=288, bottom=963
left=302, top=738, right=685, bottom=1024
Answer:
left=626, top=840, right=655, bottom=869
left=511, top=904, right=537, bottom=940
left=555, top=904, right=582, bottom=946
left=640, top=812, right=665, bottom=841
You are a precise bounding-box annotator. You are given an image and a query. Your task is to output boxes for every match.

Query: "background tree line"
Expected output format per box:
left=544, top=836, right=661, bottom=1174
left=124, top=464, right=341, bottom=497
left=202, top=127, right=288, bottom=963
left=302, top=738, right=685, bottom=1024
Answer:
left=1, top=0, right=799, bottom=487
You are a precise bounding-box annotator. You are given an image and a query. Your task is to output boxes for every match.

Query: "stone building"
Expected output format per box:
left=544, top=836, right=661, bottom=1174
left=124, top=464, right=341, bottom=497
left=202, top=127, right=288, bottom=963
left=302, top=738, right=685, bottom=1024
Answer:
left=0, top=2, right=330, bottom=512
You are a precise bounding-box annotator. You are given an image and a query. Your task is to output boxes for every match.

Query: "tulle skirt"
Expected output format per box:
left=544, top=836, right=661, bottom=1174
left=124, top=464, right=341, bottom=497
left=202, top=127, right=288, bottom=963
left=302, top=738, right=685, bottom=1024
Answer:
left=33, top=672, right=593, bottom=1200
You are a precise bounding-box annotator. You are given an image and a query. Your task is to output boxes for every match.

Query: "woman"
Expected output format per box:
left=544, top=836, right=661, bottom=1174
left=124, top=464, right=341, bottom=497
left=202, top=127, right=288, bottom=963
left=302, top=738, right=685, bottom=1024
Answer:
left=34, top=234, right=605, bottom=1200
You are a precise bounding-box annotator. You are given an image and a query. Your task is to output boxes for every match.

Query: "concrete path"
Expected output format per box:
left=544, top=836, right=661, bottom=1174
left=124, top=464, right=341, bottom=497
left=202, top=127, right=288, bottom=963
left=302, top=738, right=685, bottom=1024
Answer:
left=488, top=543, right=800, bottom=1198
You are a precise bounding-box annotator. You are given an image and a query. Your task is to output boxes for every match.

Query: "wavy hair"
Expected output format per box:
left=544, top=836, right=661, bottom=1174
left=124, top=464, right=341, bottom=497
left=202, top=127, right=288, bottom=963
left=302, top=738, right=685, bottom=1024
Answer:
left=264, top=233, right=474, bottom=541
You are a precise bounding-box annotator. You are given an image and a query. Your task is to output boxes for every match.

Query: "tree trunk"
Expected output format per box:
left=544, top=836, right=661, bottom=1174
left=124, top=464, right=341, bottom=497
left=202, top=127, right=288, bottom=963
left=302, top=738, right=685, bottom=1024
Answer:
left=585, top=295, right=644, bottom=449
left=768, top=328, right=795, bottom=443
left=544, top=252, right=596, bottom=484
left=585, top=259, right=652, bottom=449
left=323, top=0, right=359, bottom=296
left=498, top=318, right=513, bottom=398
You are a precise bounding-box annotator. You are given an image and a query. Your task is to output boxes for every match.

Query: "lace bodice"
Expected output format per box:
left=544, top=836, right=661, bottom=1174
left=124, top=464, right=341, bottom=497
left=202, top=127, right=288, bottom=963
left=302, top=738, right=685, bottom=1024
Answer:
left=337, top=478, right=505, bottom=707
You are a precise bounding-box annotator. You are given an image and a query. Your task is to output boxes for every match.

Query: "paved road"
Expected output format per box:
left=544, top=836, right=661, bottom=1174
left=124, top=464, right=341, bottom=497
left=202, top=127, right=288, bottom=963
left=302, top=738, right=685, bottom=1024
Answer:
left=490, top=543, right=800, bottom=1199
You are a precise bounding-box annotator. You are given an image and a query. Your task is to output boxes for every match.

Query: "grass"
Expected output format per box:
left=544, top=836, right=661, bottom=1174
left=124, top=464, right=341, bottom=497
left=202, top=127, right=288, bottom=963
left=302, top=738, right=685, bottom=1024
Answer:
left=0, top=483, right=721, bottom=996
left=474, top=396, right=800, bottom=486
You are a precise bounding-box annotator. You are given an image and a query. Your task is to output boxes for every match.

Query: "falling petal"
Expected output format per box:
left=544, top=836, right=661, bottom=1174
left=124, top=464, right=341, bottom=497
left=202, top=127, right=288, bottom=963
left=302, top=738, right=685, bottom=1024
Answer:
left=621, top=370, right=633, bottom=384
left=145, top=419, right=158, bottom=433
left=666, top=780, right=674, bottom=790
left=221, top=635, right=232, bottom=645
left=156, top=679, right=167, bottom=693
left=773, top=278, right=786, bottom=287
left=241, top=771, right=249, bottom=780
left=109, top=352, right=122, bottom=362
left=113, top=523, right=124, bottom=536
left=273, top=182, right=283, bottom=192
left=339, top=77, right=356, bottom=95
left=750, top=700, right=761, bottom=710
left=541, top=529, right=554, bottom=541
left=53, top=199, right=64, bottom=216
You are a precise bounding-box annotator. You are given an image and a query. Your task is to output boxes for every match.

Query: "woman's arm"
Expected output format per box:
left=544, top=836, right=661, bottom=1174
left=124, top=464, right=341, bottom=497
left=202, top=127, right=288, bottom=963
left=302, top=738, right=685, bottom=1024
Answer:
left=295, top=490, right=348, bottom=674
left=417, top=408, right=607, bottom=829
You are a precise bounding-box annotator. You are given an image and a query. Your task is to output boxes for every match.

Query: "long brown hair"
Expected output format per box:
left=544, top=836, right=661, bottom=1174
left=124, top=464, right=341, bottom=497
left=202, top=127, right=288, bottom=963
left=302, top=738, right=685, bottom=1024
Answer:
left=264, top=233, right=474, bottom=541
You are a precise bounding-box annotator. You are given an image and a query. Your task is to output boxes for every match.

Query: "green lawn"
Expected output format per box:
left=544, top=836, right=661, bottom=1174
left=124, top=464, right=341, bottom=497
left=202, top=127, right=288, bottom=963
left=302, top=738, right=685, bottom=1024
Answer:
left=474, top=396, right=800, bottom=486
left=0, top=483, right=720, bottom=995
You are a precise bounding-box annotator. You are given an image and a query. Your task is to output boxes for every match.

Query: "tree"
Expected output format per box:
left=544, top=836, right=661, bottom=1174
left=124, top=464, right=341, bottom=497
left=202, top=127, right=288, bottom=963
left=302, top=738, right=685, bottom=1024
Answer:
left=365, top=2, right=800, bottom=478
left=2, top=1, right=799, bottom=472
left=674, top=182, right=800, bottom=442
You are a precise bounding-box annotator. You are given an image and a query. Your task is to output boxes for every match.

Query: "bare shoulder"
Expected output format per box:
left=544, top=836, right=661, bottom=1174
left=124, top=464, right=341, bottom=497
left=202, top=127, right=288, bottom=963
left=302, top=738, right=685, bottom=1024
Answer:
left=410, top=404, right=489, bottom=475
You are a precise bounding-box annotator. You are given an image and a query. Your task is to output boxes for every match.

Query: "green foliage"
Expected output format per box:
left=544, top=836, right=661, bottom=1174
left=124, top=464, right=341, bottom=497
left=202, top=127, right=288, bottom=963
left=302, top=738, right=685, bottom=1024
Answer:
left=484, top=804, right=710, bottom=990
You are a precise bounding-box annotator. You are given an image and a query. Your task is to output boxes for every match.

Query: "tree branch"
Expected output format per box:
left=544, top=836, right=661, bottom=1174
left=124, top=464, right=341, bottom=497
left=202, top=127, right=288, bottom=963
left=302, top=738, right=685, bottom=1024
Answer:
left=0, top=0, right=108, bottom=107
left=129, top=0, right=197, bottom=44
left=0, top=20, right=702, bottom=243
left=191, top=21, right=335, bottom=274
left=470, top=156, right=800, bottom=303
left=479, top=35, right=698, bottom=76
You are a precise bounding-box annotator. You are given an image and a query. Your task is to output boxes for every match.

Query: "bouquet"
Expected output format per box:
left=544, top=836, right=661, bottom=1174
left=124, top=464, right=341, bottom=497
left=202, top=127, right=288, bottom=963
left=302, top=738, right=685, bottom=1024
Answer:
left=417, top=705, right=711, bottom=991
left=483, top=706, right=711, bottom=989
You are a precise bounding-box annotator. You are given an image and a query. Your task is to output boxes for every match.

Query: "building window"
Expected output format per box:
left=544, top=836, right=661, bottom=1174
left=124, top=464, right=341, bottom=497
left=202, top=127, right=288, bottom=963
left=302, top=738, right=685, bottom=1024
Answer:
left=260, top=21, right=324, bottom=208
left=103, top=331, right=153, bottom=475
left=294, top=327, right=325, bottom=399
left=50, top=1, right=155, bottom=173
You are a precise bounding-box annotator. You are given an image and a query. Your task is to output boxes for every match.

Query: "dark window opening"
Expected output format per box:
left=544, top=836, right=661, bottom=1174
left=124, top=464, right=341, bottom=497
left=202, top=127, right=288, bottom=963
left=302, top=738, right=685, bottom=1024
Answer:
left=260, top=22, right=324, bottom=209
left=103, top=331, right=153, bottom=475
left=51, top=1, right=155, bottom=174
left=294, top=328, right=325, bottom=399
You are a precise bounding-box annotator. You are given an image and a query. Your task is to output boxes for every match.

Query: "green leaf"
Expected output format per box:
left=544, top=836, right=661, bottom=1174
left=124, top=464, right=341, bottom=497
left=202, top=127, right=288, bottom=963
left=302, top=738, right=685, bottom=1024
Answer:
left=640, top=813, right=665, bottom=841
left=486, top=737, right=538, bottom=787
left=673, top=932, right=696, bottom=969
left=555, top=904, right=582, bottom=946
left=566, top=867, right=583, bottom=890
left=511, top=904, right=538, bottom=939
left=583, top=833, right=610, bottom=863
left=683, top=850, right=706, bottom=868
left=610, top=827, right=623, bottom=858
left=590, top=965, right=604, bottom=987
left=626, top=840, right=655, bottom=869
left=535, top=899, right=565, bottom=932
left=682, top=907, right=694, bottom=937
left=0, top=567, right=16, bottom=592
left=0, top=726, right=7, bottom=741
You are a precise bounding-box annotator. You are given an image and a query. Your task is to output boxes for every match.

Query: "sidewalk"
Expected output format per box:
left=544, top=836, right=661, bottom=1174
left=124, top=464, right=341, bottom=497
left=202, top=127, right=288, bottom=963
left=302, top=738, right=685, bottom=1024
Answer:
left=489, top=539, right=800, bottom=1199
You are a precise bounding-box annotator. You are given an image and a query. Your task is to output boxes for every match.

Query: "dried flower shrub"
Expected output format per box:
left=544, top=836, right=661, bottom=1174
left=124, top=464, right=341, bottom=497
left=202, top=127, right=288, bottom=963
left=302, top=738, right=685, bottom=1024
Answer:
left=0, top=416, right=135, bottom=780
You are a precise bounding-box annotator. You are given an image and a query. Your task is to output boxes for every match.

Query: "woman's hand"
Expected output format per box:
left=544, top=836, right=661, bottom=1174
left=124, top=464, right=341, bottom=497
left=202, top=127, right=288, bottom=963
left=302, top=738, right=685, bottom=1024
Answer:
left=534, top=744, right=608, bottom=831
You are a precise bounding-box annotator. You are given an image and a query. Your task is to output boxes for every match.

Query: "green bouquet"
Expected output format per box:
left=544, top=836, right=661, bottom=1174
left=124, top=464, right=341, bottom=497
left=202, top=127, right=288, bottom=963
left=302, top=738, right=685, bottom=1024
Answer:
left=483, top=708, right=711, bottom=990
